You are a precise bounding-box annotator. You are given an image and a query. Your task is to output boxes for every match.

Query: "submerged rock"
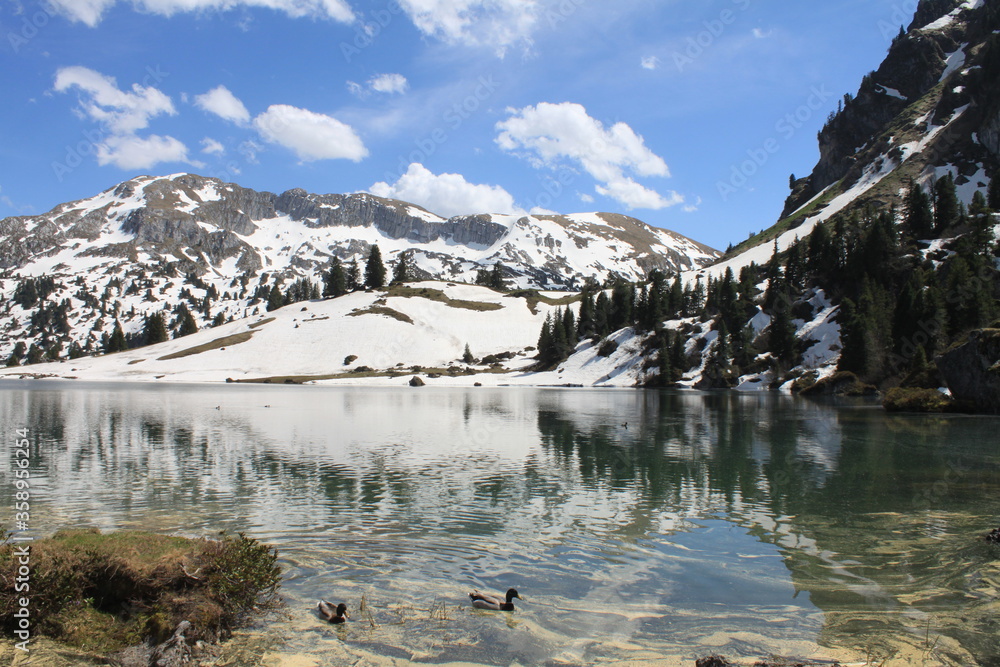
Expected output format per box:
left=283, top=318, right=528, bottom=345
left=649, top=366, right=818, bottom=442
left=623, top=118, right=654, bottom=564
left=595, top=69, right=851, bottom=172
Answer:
left=936, top=328, right=1000, bottom=414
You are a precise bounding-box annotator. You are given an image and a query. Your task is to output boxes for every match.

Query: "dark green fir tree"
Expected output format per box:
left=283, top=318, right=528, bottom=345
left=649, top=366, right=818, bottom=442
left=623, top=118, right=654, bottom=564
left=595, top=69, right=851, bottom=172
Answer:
left=365, top=244, right=386, bottom=289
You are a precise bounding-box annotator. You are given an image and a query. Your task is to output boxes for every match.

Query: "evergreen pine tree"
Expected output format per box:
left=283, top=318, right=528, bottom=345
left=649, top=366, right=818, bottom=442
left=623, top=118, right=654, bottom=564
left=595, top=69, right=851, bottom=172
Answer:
left=175, top=303, right=199, bottom=338
left=551, top=308, right=569, bottom=361
left=144, top=311, right=169, bottom=345
left=463, top=343, right=474, bottom=364
left=733, top=323, right=755, bottom=369
left=488, top=262, right=506, bottom=291
left=324, top=257, right=348, bottom=297
left=768, top=293, right=797, bottom=367
left=6, top=341, right=26, bottom=367
left=27, top=343, right=45, bottom=364
left=988, top=169, right=1000, bottom=211
left=667, top=276, right=683, bottom=318
left=365, top=245, right=386, bottom=289
left=594, top=292, right=611, bottom=337
left=970, top=190, right=989, bottom=217
left=577, top=292, right=596, bottom=339
left=610, top=282, right=634, bottom=330
left=933, top=173, right=960, bottom=232
left=106, top=322, right=126, bottom=353
left=537, top=314, right=553, bottom=364
left=562, top=307, right=576, bottom=347
left=391, top=251, right=412, bottom=284
left=266, top=285, right=284, bottom=311
left=904, top=180, right=934, bottom=238
left=658, top=334, right=675, bottom=387
left=347, top=259, right=361, bottom=291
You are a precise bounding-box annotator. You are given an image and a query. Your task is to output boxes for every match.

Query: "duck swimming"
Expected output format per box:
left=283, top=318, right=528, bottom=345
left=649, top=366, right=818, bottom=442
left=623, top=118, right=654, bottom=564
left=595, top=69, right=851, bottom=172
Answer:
left=317, top=600, right=348, bottom=624
left=469, top=588, right=521, bottom=611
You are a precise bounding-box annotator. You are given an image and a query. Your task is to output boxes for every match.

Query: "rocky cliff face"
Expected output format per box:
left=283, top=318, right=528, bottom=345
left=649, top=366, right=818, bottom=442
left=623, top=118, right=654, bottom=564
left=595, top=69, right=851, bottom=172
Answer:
left=781, top=0, right=1000, bottom=219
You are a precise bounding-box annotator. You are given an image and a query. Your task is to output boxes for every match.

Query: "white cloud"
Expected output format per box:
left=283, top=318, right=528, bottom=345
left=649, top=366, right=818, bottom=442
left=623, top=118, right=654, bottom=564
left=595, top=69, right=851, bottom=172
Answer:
left=683, top=196, right=703, bottom=213
left=369, top=73, right=408, bottom=94
left=53, top=65, right=194, bottom=171
left=579, top=193, right=594, bottom=203
left=97, top=134, right=192, bottom=169
left=595, top=179, right=682, bottom=210
left=752, top=28, right=772, bottom=39
left=369, top=163, right=523, bottom=218
left=347, top=74, right=408, bottom=98
left=201, top=137, right=225, bottom=154
left=47, top=0, right=353, bottom=27
left=194, top=85, right=250, bottom=125
left=641, top=56, right=660, bottom=70
left=346, top=80, right=365, bottom=98
left=496, top=101, right=682, bottom=210
left=253, top=104, right=367, bottom=162
left=54, top=65, right=175, bottom=134
left=397, top=0, right=540, bottom=55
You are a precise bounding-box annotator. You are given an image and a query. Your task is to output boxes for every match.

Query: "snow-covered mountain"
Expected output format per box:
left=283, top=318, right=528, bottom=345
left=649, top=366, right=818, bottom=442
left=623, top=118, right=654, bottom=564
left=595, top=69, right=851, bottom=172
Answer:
left=1, top=173, right=716, bottom=285
left=3, top=0, right=996, bottom=393
left=696, top=0, right=999, bottom=282
left=0, top=172, right=717, bottom=364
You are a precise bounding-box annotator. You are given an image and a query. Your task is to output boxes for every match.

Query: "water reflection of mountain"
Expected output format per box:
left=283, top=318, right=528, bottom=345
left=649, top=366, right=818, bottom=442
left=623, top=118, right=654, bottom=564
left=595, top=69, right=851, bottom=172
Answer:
left=3, top=382, right=998, bottom=664
left=535, top=391, right=1000, bottom=665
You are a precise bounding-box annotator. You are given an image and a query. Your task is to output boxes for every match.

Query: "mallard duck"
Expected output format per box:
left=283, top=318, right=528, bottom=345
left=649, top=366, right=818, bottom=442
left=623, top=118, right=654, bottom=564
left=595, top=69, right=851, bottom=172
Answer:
left=317, top=600, right=348, bottom=624
left=469, top=588, right=521, bottom=611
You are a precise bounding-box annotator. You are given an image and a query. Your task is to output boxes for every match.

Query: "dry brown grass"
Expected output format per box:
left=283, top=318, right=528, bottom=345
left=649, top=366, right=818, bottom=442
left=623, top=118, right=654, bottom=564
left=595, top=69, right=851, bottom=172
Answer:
left=156, top=331, right=254, bottom=361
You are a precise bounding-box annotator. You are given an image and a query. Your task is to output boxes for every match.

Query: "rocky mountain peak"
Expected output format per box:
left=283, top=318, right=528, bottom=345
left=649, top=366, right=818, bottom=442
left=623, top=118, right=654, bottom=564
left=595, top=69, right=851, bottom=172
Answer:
left=781, top=0, right=999, bottom=219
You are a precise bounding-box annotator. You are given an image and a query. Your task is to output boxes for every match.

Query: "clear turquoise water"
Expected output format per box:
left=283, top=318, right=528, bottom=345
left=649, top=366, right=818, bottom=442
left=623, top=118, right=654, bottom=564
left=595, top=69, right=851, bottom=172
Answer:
left=2, top=382, right=999, bottom=665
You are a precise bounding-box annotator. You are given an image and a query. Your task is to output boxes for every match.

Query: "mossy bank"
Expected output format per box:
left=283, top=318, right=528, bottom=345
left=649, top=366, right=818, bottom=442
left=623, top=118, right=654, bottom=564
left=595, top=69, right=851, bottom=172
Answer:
left=0, top=529, right=281, bottom=664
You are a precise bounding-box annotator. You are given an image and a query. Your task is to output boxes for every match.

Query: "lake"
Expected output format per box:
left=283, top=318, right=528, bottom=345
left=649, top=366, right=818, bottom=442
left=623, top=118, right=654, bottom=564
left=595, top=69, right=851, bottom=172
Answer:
left=1, top=381, right=998, bottom=666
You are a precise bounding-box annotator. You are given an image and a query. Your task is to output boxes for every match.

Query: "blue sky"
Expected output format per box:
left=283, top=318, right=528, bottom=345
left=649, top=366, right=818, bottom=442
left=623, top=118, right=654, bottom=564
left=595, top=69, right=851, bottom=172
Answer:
left=1, top=0, right=916, bottom=250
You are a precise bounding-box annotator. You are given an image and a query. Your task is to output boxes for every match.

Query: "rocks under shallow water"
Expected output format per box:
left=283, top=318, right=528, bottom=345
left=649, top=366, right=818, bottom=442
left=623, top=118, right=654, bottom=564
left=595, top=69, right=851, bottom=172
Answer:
left=986, top=527, right=1000, bottom=544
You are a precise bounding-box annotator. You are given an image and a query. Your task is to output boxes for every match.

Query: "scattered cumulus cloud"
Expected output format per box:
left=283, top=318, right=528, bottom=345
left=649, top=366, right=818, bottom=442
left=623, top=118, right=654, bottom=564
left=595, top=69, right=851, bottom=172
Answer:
left=253, top=104, right=367, bottom=162
left=369, top=163, right=523, bottom=218
left=201, top=137, right=225, bottom=154
left=47, top=0, right=353, bottom=27
left=683, top=196, right=703, bottom=213
left=53, top=65, right=194, bottom=170
left=396, top=0, right=541, bottom=56
left=369, top=73, right=409, bottom=94
left=54, top=65, right=175, bottom=134
left=641, top=56, right=660, bottom=70
left=752, top=27, right=772, bottom=39
left=496, top=101, right=682, bottom=210
left=346, top=81, right=365, bottom=97
left=579, top=192, right=594, bottom=203
left=97, top=134, right=193, bottom=169
left=348, top=74, right=409, bottom=98
left=194, top=85, right=250, bottom=125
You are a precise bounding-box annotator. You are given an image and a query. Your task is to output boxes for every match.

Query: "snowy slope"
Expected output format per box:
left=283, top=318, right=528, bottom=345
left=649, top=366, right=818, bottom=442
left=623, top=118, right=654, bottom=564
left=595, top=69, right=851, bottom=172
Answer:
left=0, top=282, right=646, bottom=387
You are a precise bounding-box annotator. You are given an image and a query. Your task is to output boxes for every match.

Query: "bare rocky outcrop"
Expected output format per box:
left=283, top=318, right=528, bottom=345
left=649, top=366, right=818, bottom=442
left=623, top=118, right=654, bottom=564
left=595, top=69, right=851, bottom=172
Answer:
left=936, top=328, right=1000, bottom=414
left=780, top=0, right=1000, bottom=218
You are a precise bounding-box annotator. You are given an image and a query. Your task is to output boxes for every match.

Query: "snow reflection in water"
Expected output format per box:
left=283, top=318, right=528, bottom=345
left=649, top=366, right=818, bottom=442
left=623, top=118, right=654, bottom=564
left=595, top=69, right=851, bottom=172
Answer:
left=1, top=382, right=998, bottom=665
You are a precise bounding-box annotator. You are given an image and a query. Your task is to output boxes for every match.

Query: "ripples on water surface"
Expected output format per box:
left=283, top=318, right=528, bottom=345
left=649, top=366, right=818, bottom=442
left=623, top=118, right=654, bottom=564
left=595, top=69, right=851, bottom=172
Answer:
left=1, top=381, right=999, bottom=665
